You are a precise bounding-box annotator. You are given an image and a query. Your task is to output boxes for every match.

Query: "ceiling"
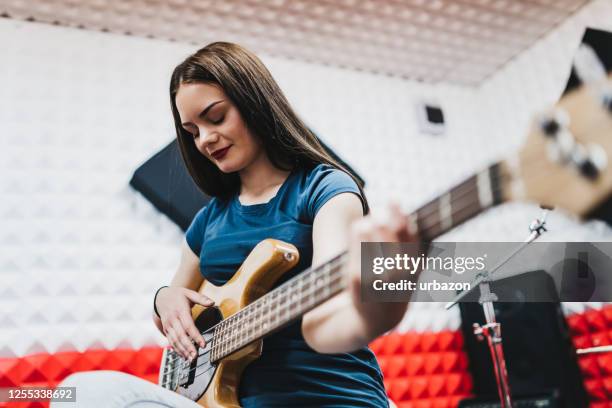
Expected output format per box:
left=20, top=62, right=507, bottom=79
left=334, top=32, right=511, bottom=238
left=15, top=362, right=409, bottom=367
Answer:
left=1, top=0, right=591, bottom=85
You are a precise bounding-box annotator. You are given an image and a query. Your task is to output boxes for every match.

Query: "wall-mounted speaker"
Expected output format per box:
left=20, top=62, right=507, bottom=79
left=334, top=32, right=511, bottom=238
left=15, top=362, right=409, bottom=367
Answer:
left=416, top=100, right=446, bottom=135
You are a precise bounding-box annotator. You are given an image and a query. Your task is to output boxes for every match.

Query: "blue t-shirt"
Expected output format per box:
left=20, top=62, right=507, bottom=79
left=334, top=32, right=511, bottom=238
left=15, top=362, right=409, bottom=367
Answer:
left=185, top=164, right=388, bottom=407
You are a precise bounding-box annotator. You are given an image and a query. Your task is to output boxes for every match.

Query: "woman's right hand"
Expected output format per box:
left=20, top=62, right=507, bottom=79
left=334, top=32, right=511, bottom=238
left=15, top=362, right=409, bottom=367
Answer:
left=155, top=286, right=214, bottom=361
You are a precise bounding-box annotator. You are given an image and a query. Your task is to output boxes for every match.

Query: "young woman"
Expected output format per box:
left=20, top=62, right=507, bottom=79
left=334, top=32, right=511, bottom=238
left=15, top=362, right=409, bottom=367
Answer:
left=54, top=42, right=411, bottom=408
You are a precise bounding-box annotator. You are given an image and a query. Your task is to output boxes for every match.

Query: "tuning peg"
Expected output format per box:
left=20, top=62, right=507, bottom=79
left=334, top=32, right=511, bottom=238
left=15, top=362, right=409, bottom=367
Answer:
left=546, top=128, right=576, bottom=164
left=584, top=143, right=608, bottom=179
left=541, top=118, right=560, bottom=137
left=545, top=127, right=607, bottom=180
left=578, top=158, right=599, bottom=180
left=541, top=118, right=561, bottom=138
left=539, top=109, right=570, bottom=138
left=572, top=143, right=607, bottom=180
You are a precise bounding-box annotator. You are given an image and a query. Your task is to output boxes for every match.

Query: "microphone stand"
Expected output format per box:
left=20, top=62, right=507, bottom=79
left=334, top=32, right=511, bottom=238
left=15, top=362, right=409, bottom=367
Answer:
left=445, top=209, right=550, bottom=408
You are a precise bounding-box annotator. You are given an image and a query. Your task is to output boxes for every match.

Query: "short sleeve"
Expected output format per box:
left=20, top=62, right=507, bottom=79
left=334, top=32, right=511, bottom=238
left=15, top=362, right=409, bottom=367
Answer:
left=185, top=206, right=209, bottom=255
left=305, top=164, right=365, bottom=221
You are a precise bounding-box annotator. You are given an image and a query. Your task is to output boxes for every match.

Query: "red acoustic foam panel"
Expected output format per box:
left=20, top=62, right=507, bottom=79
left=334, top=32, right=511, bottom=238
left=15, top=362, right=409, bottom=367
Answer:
left=573, top=306, right=612, bottom=404
left=402, top=333, right=422, bottom=354
left=568, top=313, right=591, bottom=336
left=370, top=331, right=474, bottom=407
left=0, top=347, right=163, bottom=408
left=373, top=306, right=612, bottom=407
left=405, top=354, right=425, bottom=377
left=599, top=354, right=612, bottom=377
left=1, top=306, right=612, bottom=408
left=603, top=306, right=612, bottom=325
left=586, top=310, right=609, bottom=333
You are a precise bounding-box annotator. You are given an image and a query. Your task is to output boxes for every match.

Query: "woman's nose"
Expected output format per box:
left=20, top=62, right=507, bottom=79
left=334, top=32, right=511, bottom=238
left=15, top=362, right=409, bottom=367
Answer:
left=196, top=127, right=218, bottom=148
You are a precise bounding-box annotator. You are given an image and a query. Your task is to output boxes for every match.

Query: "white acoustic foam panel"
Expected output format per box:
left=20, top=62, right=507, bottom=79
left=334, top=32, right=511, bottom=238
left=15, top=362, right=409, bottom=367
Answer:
left=0, top=0, right=591, bottom=86
left=0, top=18, right=475, bottom=356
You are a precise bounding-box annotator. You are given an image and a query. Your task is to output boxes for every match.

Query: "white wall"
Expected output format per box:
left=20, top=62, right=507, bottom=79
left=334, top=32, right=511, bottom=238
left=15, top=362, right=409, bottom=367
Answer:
left=0, top=17, right=479, bottom=356
left=0, top=19, right=189, bottom=356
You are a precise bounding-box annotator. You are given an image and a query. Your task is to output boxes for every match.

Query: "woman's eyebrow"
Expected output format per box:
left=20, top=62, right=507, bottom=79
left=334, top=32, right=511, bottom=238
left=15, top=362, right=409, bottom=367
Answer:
left=181, top=100, right=223, bottom=126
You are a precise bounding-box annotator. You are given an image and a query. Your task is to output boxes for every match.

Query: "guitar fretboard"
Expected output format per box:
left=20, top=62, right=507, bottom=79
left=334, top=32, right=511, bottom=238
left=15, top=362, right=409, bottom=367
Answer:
left=210, top=253, right=347, bottom=362
left=415, top=163, right=502, bottom=240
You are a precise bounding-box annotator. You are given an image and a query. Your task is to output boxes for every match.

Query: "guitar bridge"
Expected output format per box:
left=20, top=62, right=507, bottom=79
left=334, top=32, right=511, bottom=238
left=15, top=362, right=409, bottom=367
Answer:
left=159, top=347, right=181, bottom=390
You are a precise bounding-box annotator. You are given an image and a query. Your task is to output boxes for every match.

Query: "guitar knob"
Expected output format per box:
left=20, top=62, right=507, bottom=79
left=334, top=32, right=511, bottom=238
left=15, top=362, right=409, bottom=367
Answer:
left=587, top=143, right=608, bottom=175
left=573, top=143, right=607, bottom=180
left=579, top=160, right=599, bottom=180
left=541, top=118, right=560, bottom=137
left=540, top=109, right=570, bottom=138
left=547, top=129, right=576, bottom=164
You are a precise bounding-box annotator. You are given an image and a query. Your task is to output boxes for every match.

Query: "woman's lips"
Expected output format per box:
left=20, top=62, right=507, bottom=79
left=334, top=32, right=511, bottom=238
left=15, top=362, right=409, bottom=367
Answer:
left=211, top=146, right=231, bottom=160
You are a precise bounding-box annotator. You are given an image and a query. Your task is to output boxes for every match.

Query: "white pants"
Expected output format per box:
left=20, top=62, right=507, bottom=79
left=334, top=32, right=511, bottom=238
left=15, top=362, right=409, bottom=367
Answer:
left=50, top=370, right=202, bottom=408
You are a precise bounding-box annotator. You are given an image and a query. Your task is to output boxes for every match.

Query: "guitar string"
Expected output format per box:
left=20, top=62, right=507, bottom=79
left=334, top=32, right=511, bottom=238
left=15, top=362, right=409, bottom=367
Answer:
left=165, top=125, right=609, bottom=381
left=414, top=143, right=597, bottom=225
left=161, top=255, right=347, bottom=371
left=167, top=179, right=504, bottom=381
left=187, top=274, right=347, bottom=381
left=414, top=149, right=571, bottom=225
left=209, top=268, right=347, bottom=358
left=168, top=126, right=606, bottom=367
left=162, top=168, right=509, bottom=371
left=166, top=272, right=347, bottom=380
left=180, top=166, right=506, bottom=379
left=200, top=173, right=497, bottom=359
left=164, top=167, right=515, bottom=374
left=167, top=167, right=496, bottom=367
left=164, top=181, right=506, bottom=377
left=407, top=168, right=494, bottom=222
left=162, top=253, right=348, bottom=368
left=166, top=159, right=570, bottom=375
left=413, top=155, right=571, bottom=237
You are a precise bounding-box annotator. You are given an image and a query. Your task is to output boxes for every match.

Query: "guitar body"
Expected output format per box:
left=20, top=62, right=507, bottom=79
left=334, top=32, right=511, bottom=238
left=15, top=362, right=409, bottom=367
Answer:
left=159, top=239, right=299, bottom=407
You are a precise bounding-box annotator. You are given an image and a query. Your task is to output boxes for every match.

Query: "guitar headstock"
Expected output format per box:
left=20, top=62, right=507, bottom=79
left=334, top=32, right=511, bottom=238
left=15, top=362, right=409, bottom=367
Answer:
left=498, top=74, right=612, bottom=218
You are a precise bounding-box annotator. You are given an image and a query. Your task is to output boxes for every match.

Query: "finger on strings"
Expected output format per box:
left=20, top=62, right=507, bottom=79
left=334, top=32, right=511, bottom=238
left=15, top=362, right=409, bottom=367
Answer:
left=165, top=326, right=187, bottom=359
left=170, top=321, right=195, bottom=359
left=179, top=312, right=206, bottom=348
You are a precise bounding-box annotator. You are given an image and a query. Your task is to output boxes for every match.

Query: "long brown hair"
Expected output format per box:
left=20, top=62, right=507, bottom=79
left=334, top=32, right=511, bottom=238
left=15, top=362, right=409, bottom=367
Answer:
left=170, top=42, right=369, bottom=213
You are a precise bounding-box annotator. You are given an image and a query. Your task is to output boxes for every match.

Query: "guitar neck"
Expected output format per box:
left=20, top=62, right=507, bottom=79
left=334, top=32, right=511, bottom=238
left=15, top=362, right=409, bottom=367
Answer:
left=210, top=162, right=505, bottom=362
left=210, top=252, right=348, bottom=362
left=414, top=162, right=504, bottom=241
